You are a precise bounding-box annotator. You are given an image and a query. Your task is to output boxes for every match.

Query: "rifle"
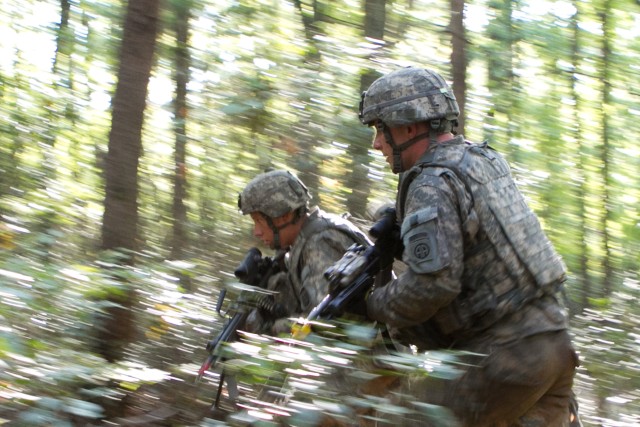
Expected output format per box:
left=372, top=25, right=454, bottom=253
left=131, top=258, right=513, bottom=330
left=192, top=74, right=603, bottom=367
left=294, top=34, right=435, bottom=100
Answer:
left=293, top=208, right=399, bottom=337
left=197, top=247, right=284, bottom=406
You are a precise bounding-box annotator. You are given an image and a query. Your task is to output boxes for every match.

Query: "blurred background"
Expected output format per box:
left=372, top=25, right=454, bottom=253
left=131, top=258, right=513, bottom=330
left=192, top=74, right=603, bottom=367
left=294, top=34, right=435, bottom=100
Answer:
left=0, top=0, right=638, bottom=425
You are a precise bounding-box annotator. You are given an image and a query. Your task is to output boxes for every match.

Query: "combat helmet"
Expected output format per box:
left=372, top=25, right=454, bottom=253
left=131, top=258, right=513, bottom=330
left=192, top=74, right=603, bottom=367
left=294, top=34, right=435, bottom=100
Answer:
left=359, top=67, right=459, bottom=127
left=239, top=170, right=310, bottom=250
left=239, top=170, right=310, bottom=218
left=359, top=67, right=460, bottom=173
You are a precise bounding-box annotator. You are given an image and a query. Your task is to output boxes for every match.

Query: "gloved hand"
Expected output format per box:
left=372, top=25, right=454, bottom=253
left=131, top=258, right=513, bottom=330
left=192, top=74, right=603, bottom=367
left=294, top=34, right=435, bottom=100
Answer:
left=375, top=225, right=402, bottom=269
left=266, top=271, right=288, bottom=290
left=244, top=309, right=266, bottom=334
left=366, top=206, right=403, bottom=269
left=270, top=317, right=294, bottom=336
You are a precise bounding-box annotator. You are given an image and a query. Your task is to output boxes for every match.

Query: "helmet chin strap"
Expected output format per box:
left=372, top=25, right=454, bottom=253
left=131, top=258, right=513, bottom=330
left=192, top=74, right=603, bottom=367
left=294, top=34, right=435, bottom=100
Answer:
left=381, top=124, right=430, bottom=174
left=267, top=219, right=282, bottom=249
left=264, top=213, right=301, bottom=250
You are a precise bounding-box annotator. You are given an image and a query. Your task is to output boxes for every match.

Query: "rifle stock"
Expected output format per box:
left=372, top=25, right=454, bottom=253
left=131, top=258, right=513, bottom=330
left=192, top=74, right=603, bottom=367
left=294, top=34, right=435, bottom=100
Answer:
left=197, top=247, right=283, bottom=383
left=197, top=311, right=246, bottom=379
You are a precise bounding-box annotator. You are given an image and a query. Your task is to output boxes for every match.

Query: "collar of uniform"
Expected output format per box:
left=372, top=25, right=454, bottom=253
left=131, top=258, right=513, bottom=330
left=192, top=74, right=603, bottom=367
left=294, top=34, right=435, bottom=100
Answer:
left=417, top=134, right=466, bottom=165
left=305, top=206, right=320, bottom=222
left=290, top=206, right=320, bottom=250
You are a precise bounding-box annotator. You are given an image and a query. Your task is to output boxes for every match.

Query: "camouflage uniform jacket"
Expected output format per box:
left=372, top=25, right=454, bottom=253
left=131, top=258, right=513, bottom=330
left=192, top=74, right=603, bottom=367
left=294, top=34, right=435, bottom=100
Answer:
left=247, top=207, right=371, bottom=334
left=367, top=135, right=569, bottom=350
left=287, top=207, right=371, bottom=314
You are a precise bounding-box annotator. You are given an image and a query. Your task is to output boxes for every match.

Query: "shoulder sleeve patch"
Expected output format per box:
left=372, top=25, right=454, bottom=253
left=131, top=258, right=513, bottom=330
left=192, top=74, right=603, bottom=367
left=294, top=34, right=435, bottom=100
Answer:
left=400, top=206, right=449, bottom=274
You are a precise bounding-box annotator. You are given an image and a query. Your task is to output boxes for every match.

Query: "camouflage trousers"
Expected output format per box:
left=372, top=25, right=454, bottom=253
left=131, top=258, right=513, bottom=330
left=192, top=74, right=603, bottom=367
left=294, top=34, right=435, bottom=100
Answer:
left=382, top=330, right=579, bottom=427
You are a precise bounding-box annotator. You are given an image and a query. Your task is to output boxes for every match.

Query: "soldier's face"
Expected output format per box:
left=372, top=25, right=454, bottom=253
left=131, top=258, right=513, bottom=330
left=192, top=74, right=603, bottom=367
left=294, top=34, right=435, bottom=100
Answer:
left=250, top=212, right=297, bottom=249
left=372, top=123, right=393, bottom=169
left=372, top=122, right=429, bottom=172
left=250, top=212, right=275, bottom=247
left=372, top=123, right=409, bottom=170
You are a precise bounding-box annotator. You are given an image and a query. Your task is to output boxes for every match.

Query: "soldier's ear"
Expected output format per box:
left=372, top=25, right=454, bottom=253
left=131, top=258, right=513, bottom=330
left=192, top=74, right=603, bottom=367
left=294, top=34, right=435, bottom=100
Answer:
left=408, top=122, right=430, bottom=138
left=273, top=210, right=295, bottom=226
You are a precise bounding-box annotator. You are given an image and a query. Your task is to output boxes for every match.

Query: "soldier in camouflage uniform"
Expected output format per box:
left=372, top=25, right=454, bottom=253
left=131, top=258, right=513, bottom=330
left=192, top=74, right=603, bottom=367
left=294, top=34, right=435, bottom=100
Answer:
left=238, top=169, right=371, bottom=336
left=359, top=67, right=580, bottom=426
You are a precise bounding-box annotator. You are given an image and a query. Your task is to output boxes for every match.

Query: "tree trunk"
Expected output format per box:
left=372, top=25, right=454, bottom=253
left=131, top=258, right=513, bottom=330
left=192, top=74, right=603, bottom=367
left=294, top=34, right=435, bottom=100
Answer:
left=98, top=0, right=161, bottom=363
left=569, top=0, right=589, bottom=313
left=345, top=0, right=386, bottom=218
left=597, top=0, right=615, bottom=297
left=40, top=0, right=73, bottom=190
left=290, top=0, right=327, bottom=205
left=102, top=0, right=161, bottom=256
left=170, top=0, right=191, bottom=260
left=484, top=0, right=516, bottom=152
left=449, top=0, right=466, bottom=135
left=53, top=0, right=72, bottom=75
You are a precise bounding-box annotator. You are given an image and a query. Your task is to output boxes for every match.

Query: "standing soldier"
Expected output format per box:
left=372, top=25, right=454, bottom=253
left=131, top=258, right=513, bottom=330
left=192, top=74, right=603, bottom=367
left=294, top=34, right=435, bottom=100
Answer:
left=359, top=66, right=580, bottom=426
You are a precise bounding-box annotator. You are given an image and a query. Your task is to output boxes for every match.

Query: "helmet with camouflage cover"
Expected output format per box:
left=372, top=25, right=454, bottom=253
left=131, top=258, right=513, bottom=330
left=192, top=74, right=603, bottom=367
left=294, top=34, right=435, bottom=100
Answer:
left=359, top=67, right=459, bottom=127
left=359, top=67, right=460, bottom=174
left=239, top=170, right=310, bottom=218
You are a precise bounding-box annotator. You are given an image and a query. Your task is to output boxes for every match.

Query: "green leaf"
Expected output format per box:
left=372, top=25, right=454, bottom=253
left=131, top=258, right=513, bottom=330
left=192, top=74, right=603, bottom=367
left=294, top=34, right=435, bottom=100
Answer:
left=37, top=397, right=64, bottom=411
left=63, top=398, right=105, bottom=419
left=18, top=408, right=61, bottom=425
left=411, top=402, right=460, bottom=427
left=221, top=103, right=251, bottom=115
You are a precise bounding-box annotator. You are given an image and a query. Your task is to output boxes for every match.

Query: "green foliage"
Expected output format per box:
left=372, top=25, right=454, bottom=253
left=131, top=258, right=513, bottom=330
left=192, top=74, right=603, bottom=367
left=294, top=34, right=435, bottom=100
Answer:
left=206, top=320, right=467, bottom=426
left=571, top=288, right=640, bottom=423
left=0, top=248, right=471, bottom=425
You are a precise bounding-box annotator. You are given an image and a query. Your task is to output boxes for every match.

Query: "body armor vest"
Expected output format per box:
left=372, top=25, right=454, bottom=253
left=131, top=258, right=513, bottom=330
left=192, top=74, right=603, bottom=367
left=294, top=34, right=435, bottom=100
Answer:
left=398, top=139, right=566, bottom=338
left=287, top=208, right=372, bottom=312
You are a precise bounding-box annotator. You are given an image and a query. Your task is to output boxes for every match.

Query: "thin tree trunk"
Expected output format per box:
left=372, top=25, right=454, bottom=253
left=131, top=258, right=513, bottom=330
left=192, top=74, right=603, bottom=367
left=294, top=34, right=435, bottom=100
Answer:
left=569, top=1, right=590, bottom=312
left=597, top=0, right=614, bottom=297
left=449, top=0, right=466, bottom=135
left=170, top=1, right=191, bottom=260
left=290, top=0, right=327, bottom=204
left=52, top=0, right=71, bottom=75
left=40, top=0, right=73, bottom=188
left=345, top=0, right=386, bottom=218
left=484, top=0, right=516, bottom=152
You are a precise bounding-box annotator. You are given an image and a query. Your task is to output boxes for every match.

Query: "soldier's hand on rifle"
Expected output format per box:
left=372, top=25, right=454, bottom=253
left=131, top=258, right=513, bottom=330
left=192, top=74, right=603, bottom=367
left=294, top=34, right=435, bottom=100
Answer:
left=370, top=207, right=402, bottom=269
left=271, top=318, right=295, bottom=336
